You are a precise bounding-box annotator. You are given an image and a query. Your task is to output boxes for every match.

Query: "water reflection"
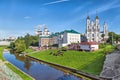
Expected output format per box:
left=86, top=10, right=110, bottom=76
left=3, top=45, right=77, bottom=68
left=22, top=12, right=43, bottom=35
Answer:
left=56, top=74, right=80, bottom=80
left=3, top=51, right=81, bottom=80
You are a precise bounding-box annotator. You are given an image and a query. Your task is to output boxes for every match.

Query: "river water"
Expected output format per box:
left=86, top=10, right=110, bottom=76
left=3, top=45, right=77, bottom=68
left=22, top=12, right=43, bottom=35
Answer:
left=3, top=51, right=81, bottom=80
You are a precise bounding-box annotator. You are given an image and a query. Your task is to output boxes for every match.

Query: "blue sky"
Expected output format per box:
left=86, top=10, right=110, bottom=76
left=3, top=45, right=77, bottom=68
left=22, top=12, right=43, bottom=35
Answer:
left=0, top=0, right=120, bottom=39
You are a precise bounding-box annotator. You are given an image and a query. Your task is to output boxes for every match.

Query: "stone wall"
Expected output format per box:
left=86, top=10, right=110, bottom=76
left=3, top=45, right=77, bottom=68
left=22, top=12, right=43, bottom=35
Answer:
left=100, top=50, right=120, bottom=80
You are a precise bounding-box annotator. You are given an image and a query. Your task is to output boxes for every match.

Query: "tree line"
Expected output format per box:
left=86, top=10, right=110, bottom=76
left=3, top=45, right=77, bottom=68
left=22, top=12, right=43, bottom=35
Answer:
left=9, top=33, right=39, bottom=53
left=9, top=32, right=120, bottom=53
left=107, top=32, right=120, bottom=44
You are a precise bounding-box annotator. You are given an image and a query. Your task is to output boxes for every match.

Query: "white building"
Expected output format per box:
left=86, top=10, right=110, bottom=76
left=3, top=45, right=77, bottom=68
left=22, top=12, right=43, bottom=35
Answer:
left=80, top=42, right=99, bottom=51
left=58, top=30, right=81, bottom=48
left=35, top=25, right=50, bottom=36
left=38, top=26, right=50, bottom=47
left=85, top=15, right=108, bottom=42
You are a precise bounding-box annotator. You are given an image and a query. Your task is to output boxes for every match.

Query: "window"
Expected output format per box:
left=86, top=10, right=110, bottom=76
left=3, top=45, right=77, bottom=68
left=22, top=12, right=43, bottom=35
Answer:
left=88, top=34, right=89, bottom=37
left=92, top=34, right=94, bottom=37
left=92, top=27, right=94, bottom=30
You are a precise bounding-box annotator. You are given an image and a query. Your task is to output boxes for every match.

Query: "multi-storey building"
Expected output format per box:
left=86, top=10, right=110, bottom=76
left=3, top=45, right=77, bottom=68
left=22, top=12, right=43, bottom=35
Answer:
left=39, top=26, right=51, bottom=47
left=58, top=30, right=81, bottom=48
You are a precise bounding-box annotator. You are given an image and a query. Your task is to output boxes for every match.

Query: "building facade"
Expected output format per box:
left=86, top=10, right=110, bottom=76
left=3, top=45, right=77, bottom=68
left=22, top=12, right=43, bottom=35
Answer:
left=35, top=25, right=50, bottom=36
left=58, top=30, right=81, bottom=48
left=39, top=26, right=51, bottom=47
left=85, top=15, right=108, bottom=42
left=80, top=42, right=99, bottom=51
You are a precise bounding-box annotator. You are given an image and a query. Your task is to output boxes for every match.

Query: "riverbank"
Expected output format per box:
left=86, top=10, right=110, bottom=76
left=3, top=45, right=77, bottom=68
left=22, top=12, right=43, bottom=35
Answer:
left=28, top=45, right=115, bottom=76
left=27, top=55, right=101, bottom=80
left=29, top=49, right=105, bottom=75
left=0, top=60, right=22, bottom=80
left=0, top=46, right=34, bottom=80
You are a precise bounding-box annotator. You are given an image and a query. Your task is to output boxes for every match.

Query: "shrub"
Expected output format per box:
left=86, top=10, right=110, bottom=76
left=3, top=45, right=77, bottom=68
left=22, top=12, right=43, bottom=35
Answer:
left=61, top=47, right=67, bottom=51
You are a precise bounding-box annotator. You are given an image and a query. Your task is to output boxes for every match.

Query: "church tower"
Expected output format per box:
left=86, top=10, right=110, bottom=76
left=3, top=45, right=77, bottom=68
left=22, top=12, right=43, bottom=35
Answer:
left=85, top=12, right=109, bottom=43
left=94, top=15, right=100, bottom=42
left=86, top=15, right=91, bottom=42
left=85, top=14, right=100, bottom=42
left=103, top=22, right=108, bottom=40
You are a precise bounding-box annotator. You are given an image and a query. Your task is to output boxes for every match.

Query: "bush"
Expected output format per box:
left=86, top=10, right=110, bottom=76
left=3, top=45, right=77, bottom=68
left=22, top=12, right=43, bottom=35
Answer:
left=61, top=47, right=67, bottom=51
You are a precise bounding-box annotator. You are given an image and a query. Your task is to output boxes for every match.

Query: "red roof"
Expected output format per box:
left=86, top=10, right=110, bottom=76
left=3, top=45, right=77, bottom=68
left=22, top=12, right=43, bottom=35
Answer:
left=80, top=42, right=98, bottom=45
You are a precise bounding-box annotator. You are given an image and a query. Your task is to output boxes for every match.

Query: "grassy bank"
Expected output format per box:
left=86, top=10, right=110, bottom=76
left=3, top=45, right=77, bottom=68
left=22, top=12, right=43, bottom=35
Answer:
left=29, top=45, right=115, bottom=75
left=5, top=63, right=33, bottom=80
left=0, top=46, right=33, bottom=80
left=23, top=48, right=34, bottom=53
left=0, top=46, right=6, bottom=61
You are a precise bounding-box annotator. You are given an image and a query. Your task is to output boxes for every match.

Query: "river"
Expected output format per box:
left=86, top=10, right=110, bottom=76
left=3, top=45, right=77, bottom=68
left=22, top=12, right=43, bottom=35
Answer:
left=3, top=51, right=81, bottom=80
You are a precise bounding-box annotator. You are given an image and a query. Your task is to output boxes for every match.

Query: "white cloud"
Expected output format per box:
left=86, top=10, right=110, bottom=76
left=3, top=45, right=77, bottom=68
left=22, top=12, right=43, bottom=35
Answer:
left=43, top=0, right=70, bottom=6
left=24, top=16, right=31, bottom=19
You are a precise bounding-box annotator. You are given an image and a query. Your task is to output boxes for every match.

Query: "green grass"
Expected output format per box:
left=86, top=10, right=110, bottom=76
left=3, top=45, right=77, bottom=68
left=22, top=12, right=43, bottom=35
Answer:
left=29, top=44, right=115, bottom=75
left=0, top=46, right=33, bottom=80
left=5, top=63, right=33, bottom=80
left=81, top=55, right=105, bottom=75
left=23, top=48, right=34, bottom=53
left=0, top=46, right=6, bottom=61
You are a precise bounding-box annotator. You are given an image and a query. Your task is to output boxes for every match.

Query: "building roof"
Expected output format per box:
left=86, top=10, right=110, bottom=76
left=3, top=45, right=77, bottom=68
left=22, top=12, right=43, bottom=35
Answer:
left=64, top=29, right=80, bottom=34
left=80, top=42, right=98, bottom=45
left=40, top=36, right=51, bottom=38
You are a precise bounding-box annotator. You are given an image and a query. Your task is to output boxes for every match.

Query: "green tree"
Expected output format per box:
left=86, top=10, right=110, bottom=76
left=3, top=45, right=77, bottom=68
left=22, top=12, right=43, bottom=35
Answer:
left=24, top=33, right=32, bottom=49
left=15, top=39, right=26, bottom=53
left=101, top=34, right=105, bottom=42
left=9, top=42, right=15, bottom=49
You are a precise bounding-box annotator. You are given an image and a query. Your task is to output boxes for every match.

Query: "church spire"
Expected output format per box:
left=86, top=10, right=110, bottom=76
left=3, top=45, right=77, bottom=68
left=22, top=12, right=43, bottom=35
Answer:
left=87, top=16, right=90, bottom=19
left=103, top=21, right=107, bottom=35
left=95, top=11, right=99, bottom=19
left=86, top=11, right=90, bottom=19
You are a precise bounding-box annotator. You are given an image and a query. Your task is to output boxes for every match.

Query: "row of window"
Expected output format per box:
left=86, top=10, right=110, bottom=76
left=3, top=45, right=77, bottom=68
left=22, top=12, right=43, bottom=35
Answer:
left=87, top=34, right=99, bottom=37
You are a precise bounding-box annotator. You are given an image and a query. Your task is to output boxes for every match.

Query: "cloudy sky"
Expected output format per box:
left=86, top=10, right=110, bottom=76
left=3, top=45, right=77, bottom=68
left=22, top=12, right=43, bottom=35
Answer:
left=0, top=0, right=120, bottom=39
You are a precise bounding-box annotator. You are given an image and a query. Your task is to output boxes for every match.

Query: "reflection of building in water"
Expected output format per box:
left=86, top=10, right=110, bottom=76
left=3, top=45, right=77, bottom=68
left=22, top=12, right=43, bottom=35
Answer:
left=24, top=57, right=31, bottom=70
left=15, top=53, right=32, bottom=70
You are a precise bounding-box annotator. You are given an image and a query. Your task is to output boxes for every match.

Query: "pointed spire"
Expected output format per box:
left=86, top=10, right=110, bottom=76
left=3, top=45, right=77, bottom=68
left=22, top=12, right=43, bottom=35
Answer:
left=87, top=16, right=90, bottom=19
left=96, top=10, right=99, bottom=19
left=87, top=11, right=90, bottom=19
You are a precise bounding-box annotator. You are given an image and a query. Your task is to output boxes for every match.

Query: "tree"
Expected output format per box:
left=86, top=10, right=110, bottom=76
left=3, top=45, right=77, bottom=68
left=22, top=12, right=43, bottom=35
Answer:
left=101, top=34, right=105, bottom=42
left=107, top=32, right=120, bottom=44
left=24, top=33, right=32, bottom=49
left=9, top=42, right=15, bottom=49
left=15, top=39, right=26, bottom=53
